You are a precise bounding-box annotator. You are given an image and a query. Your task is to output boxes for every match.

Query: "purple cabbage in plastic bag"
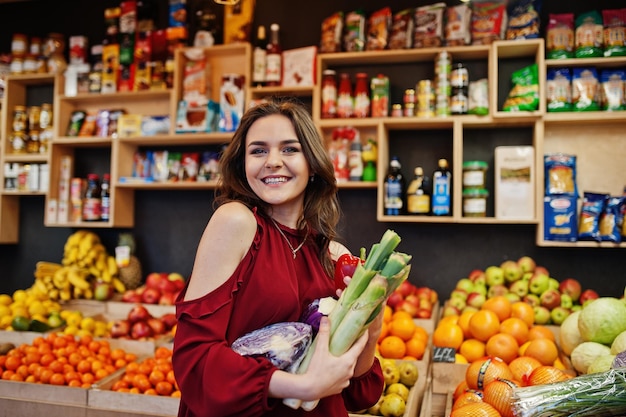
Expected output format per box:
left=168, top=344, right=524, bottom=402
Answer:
left=613, top=350, right=626, bottom=369
left=299, top=297, right=337, bottom=336
left=231, top=322, right=312, bottom=372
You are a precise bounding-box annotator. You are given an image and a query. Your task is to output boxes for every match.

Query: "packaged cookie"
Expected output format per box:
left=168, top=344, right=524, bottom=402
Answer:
left=320, top=12, right=343, bottom=53
left=546, top=13, right=574, bottom=59
left=544, top=153, right=578, bottom=197
left=599, top=196, right=624, bottom=243
left=413, top=2, right=446, bottom=48
left=503, top=63, right=539, bottom=112
left=470, top=1, right=508, bottom=45
left=600, top=69, right=626, bottom=111
left=572, top=67, right=600, bottom=111
left=575, top=10, right=604, bottom=58
left=445, top=4, right=472, bottom=46
left=578, top=192, right=608, bottom=242
left=546, top=68, right=572, bottom=112
left=388, top=8, right=414, bottom=50
left=343, top=10, right=366, bottom=52
left=366, top=7, right=392, bottom=51
left=603, top=8, right=626, bottom=57
left=506, top=0, right=541, bottom=40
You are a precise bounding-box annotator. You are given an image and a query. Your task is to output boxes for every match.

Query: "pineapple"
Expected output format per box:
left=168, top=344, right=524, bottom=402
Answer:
left=117, top=233, right=143, bottom=290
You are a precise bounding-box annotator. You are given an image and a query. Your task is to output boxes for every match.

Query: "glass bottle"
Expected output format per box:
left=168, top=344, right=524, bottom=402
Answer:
left=353, top=72, right=371, bottom=118
left=407, top=167, right=431, bottom=215
left=101, top=173, right=111, bottom=222
left=265, top=23, right=282, bottom=86
left=384, top=156, right=405, bottom=216
left=252, top=25, right=267, bottom=87
left=337, top=73, right=353, bottom=118
left=348, top=139, right=363, bottom=181
left=432, top=158, right=452, bottom=216
left=82, top=173, right=102, bottom=221
left=39, top=103, right=53, bottom=153
left=321, top=69, right=338, bottom=119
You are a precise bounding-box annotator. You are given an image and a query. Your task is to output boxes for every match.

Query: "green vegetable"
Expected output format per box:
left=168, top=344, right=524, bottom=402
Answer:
left=511, top=368, right=626, bottom=417
left=283, top=229, right=411, bottom=411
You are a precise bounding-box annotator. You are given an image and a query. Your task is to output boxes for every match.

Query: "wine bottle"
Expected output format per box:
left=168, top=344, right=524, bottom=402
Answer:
left=252, top=25, right=267, bottom=87
left=265, top=23, right=282, bottom=86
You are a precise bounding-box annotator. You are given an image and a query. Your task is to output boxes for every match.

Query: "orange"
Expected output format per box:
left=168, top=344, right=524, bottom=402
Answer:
left=453, top=379, right=470, bottom=401
left=383, top=305, right=393, bottom=323
left=528, top=325, right=556, bottom=342
left=523, top=338, right=558, bottom=366
left=450, top=402, right=501, bottom=417
left=468, top=310, right=500, bottom=342
left=499, top=317, right=530, bottom=346
left=155, top=380, right=174, bottom=396
left=389, top=317, right=417, bottom=341
left=483, top=379, right=518, bottom=417
left=405, top=338, right=426, bottom=360
left=466, top=356, right=513, bottom=391
left=518, top=341, right=531, bottom=356
left=379, top=335, right=407, bottom=359
left=433, top=323, right=464, bottom=350
left=412, top=326, right=429, bottom=344
left=439, top=314, right=460, bottom=326
left=458, top=310, right=476, bottom=339
left=452, top=390, right=484, bottom=411
left=391, top=310, right=414, bottom=322
left=509, top=356, right=542, bottom=385
left=459, top=339, right=486, bottom=363
left=378, top=321, right=389, bottom=344
left=510, top=302, right=535, bottom=327
left=485, top=333, right=519, bottom=364
left=527, top=365, right=570, bottom=385
left=481, top=296, right=512, bottom=322
left=455, top=354, right=468, bottom=364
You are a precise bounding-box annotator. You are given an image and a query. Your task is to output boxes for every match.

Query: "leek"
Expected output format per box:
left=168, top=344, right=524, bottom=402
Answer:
left=283, top=229, right=411, bottom=410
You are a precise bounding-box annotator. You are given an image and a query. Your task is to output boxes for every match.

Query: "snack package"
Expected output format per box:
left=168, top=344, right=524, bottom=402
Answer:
left=546, top=68, right=572, bottom=112
left=503, top=63, right=539, bottom=112
left=600, top=69, right=626, bottom=111
left=599, top=196, right=624, bottom=242
left=388, top=8, right=414, bottom=49
left=546, top=13, right=575, bottom=59
left=198, top=151, right=220, bottom=182
left=578, top=191, right=609, bottom=241
left=603, top=8, right=626, bottom=57
left=366, top=7, right=392, bottom=51
left=343, top=10, right=366, bottom=52
left=413, top=2, right=446, bottom=48
left=572, top=67, right=600, bottom=111
left=320, top=12, right=344, bottom=53
left=544, top=153, right=577, bottom=197
left=470, top=1, right=508, bottom=45
left=167, top=152, right=182, bottom=182
left=78, top=111, right=98, bottom=136
left=575, top=10, right=604, bottom=58
left=506, top=0, right=542, bottom=40
left=150, top=150, right=169, bottom=182
left=544, top=195, right=578, bottom=242
left=181, top=152, right=199, bottom=181
left=445, top=4, right=472, bottom=46
left=133, top=151, right=152, bottom=179
left=66, top=110, right=86, bottom=136
left=468, top=78, right=489, bottom=115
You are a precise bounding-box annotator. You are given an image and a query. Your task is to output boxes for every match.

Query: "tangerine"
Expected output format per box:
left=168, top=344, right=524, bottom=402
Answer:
left=439, top=314, right=460, bottom=326
left=389, top=317, right=417, bottom=341
left=465, top=356, right=513, bottom=390
left=452, top=390, right=484, bottom=411
left=528, top=325, right=556, bottom=342
left=482, top=296, right=512, bottom=322
left=510, top=302, right=535, bottom=327
left=523, top=338, right=558, bottom=366
left=527, top=365, right=569, bottom=385
left=509, top=356, right=542, bottom=385
left=405, top=338, right=426, bottom=360
left=518, top=341, right=531, bottom=356
left=433, top=323, right=464, bottom=350
left=391, top=310, right=414, bottom=322
left=486, top=333, right=519, bottom=364
left=412, top=326, right=429, bottom=344
left=453, top=379, right=470, bottom=401
left=155, top=380, right=174, bottom=396
left=458, top=310, right=476, bottom=339
left=483, top=379, right=518, bottom=417
left=459, top=339, right=486, bottom=363
left=383, top=305, right=393, bottom=323
left=379, top=335, right=407, bottom=359
left=450, top=402, right=501, bottom=417
left=468, top=310, right=500, bottom=342
left=500, top=317, right=530, bottom=346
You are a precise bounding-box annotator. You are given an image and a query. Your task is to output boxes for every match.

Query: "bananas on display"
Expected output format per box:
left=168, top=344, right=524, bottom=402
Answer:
left=31, top=230, right=127, bottom=301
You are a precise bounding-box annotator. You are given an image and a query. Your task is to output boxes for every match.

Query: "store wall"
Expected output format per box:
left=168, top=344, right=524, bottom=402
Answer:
left=0, top=0, right=625, bottom=299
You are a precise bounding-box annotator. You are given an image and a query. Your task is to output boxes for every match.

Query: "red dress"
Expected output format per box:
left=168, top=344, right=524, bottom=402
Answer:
left=173, top=208, right=383, bottom=417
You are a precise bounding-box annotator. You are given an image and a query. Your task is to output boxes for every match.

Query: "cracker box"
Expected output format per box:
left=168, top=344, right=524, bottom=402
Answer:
left=495, top=146, right=535, bottom=220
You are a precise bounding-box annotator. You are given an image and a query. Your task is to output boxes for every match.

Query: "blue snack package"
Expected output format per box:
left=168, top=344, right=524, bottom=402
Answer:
left=544, top=153, right=578, bottom=197
left=544, top=195, right=578, bottom=242
left=599, top=196, right=624, bottom=243
left=578, top=192, right=609, bottom=241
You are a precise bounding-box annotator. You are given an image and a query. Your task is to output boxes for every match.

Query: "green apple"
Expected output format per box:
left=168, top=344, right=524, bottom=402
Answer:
left=517, top=256, right=536, bottom=274
left=473, top=282, right=488, bottom=297
left=548, top=278, right=560, bottom=291
left=509, top=279, right=529, bottom=298
left=529, top=271, right=550, bottom=295
left=505, top=292, right=521, bottom=303
left=533, top=306, right=551, bottom=325
left=368, top=394, right=384, bottom=415
left=456, top=278, right=474, bottom=294
left=382, top=360, right=400, bottom=386
left=485, top=265, right=505, bottom=287
left=561, top=293, right=574, bottom=309
left=550, top=306, right=571, bottom=325
left=501, top=260, right=523, bottom=283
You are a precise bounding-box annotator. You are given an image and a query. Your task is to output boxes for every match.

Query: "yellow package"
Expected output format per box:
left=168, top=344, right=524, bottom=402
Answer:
left=224, top=0, right=256, bottom=44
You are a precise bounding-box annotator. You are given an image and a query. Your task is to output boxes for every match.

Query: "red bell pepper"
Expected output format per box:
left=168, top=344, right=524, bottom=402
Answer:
left=333, top=252, right=364, bottom=291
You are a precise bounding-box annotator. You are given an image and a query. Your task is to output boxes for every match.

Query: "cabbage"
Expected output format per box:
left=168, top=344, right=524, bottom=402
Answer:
left=587, top=354, right=616, bottom=374
left=571, top=341, right=612, bottom=374
left=578, top=297, right=626, bottom=345
left=231, top=322, right=312, bottom=371
left=560, top=310, right=583, bottom=357
left=299, top=297, right=337, bottom=336
left=611, top=330, right=626, bottom=355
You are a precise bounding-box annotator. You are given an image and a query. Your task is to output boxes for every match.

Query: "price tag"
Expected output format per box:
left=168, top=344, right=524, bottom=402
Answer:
left=432, top=347, right=456, bottom=363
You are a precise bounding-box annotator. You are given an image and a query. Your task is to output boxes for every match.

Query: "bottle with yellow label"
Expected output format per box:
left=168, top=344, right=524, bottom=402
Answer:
left=407, top=166, right=431, bottom=215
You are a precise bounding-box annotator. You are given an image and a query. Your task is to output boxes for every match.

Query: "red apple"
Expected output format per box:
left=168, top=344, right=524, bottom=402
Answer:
left=121, top=289, right=142, bottom=303
left=579, top=289, right=599, bottom=305
left=397, top=281, right=415, bottom=298
left=418, top=298, right=432, bottom=312
left=94, top=281, right=115, bottom=301
left=110, top=319, right=130, bottom=338
left=159, top=291, right=176, bottom=305
left=127, top=305, right=152, bottom=324
left=145, top=272, right=168, bottom=290
left=158, top=278, right=178, bottom=294
left=558, top=278, right=582, bottom=302
left=160, top=313, right=177, bottom=330
left=397, top=300, right=419, bottom=317
left=468, top=269, right=486, bottom=285
left=141, top=287, right=162, bottom=304
left=147, top=317, right=166, bottom=335
left=131, top=321, right=155, bottom=339
left=416, top=309, right=431, bottom=319
left=539, top=289, right=561, bottom=310
left=442, top=305, right=461, bottom=317
left=387, top=291, right=404, bottom=310
left=168, top=273, right=186, bottom=291
left=404, top=294, right=420, bottom=307
left=416, top=287, right=438, bottom=304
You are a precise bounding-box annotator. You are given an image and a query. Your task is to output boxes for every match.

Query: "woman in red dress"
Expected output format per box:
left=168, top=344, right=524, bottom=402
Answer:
left=173, top=99, right=384, bottom=417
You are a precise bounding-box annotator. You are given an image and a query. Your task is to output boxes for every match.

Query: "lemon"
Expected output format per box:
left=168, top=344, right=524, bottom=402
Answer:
left=80, top=317, right=96, bottom=332
left=47, top=313, right=64, bottom=329
left=0, top=305, right=11, bottom=318
left=0, top=294, right=12, bottom=306
left=65, top=312, right=83, bottom=328
left=28, top=301, right=47, bottom=317
left=0, top=315, right=13, bottom=329
left=31, top=313, right=47, bottom=323
left=11, top=306, right=28, bottom=319
left=64, top=325, right=79, bottom=336
left=12, top=289, right=27, bottom=303
left=76, top=329, right=92, bottom=338
left=11, top=316, right=31, bottom=331
left=94, top=322, right=108, bottom=337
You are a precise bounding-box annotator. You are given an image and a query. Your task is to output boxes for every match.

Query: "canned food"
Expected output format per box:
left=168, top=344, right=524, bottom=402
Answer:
left=391, top=103, right=403, bottom=117
left=11, top=33, right=27, bottom=58
left=451, top=90, right=469, bottom=115
left=451, top=63, right=469, bottom=89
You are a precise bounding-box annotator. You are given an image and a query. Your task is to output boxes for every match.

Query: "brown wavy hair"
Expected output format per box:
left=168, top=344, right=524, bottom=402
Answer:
left=214, top=99, right=340, bottom=277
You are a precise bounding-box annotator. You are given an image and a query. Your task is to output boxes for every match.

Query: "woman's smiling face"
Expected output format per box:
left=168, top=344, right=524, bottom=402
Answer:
left=244, top=114, right=311, bottom=211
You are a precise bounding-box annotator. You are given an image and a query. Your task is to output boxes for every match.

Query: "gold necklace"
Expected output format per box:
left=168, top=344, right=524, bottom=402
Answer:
left=270, top=217, right=308, bottom=259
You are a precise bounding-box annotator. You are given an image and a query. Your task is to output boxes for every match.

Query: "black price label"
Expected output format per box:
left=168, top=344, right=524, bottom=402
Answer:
left=433, top=347, right=456, bottom=363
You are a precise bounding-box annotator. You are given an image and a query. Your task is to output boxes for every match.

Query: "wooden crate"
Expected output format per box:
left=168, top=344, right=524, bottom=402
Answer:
left=0, top=380, right=88, bottom=408
left=419, top=376, right=453, bottom=417
left=87, top=385, right=179, bottom=417
left=62, top=299, right=108, bottom=316
left=431, top=362, right=468, bottom=395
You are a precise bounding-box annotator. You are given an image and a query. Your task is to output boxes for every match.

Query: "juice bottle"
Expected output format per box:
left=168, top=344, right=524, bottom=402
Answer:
left=432, top=158, right=451, bottom=216
left=384, top=156, right=405, bottom=216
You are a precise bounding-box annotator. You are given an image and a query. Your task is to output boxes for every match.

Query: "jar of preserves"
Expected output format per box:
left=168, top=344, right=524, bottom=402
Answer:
left=12, top=105, right=28, bottom=132
left=463, top=188, right=489, bottom=217
left=9, top=131, right=28, bottom=153
left=353, top=72, right=370, bottom=118
left=29, top=37, right=42, bottom=56
left=337, top=73, right=353, bottom=118
left=26, top=129, right=40, bottom=154
left=28, top=106, right=41, bottom=131
left=391, top=103, right=403, bottom=117
left=11, top=33, right=28, bottom=58
left=23, top=54, right=38, bottom=73
left=82, top=174, right=102, bottom=221
left=462, top=160, right=488, bottom=189
left=39, top=103, right=53, bottom=129
left=321, top=69, right=338, bottom=119
left=451, top=63, right=469, bottom=89
left=10, top=56, right=24, bottom=74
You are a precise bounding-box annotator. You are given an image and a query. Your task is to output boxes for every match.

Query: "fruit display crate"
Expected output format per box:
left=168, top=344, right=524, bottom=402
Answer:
left=104, top=301, right=175, bottom=320
left=61, top=299, right=109, bottom=316
left=419, top=376, right=453, bottom=417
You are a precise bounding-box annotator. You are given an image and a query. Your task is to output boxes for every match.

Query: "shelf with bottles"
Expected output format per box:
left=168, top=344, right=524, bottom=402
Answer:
left=537, top=119, right=626, bottom=248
